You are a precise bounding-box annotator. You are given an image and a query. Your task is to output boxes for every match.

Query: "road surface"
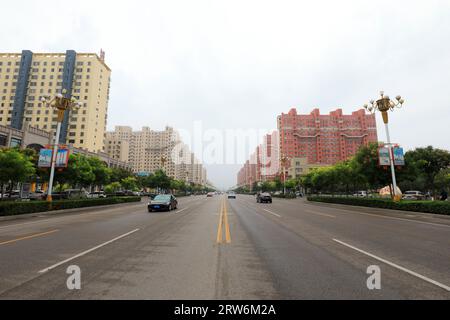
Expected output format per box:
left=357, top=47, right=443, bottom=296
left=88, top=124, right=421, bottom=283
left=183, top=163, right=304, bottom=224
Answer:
left=0, top=195, right=449, bottom=299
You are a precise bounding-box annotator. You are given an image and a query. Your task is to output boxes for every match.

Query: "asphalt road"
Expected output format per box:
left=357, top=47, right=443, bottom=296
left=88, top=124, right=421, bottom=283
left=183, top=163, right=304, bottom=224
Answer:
left=0, top=194, right=449, bottom=299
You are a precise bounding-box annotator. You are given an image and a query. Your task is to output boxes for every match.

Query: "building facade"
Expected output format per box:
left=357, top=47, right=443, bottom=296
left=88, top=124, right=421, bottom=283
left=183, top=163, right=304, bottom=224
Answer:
left=278, top=108, right=377, bottom=165
left=106, top=126, right=207, bottom=185
left=0, top=50, right=111, bottom=153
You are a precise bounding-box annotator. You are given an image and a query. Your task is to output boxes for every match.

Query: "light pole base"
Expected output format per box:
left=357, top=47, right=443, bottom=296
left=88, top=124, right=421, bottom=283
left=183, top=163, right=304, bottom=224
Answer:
left=393, top=194, right=402, bottom=202
left=46, top=195, right=53, bottom=202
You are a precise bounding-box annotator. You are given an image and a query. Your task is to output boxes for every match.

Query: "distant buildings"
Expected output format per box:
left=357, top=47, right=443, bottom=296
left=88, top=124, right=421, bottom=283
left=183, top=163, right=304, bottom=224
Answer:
left=0, top=50, right=111, bottom=153
left=237, top=107, right=378, bottom=188
left=106, top=126, right=207, bottom=185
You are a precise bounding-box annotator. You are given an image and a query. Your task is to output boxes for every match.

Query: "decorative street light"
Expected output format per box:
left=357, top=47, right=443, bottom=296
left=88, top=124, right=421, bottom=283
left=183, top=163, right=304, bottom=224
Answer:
left=280, top=155, right=290, bottom=195
left=363, top=91, right=405, bottom=200
left=41, top=89, right=83, bottom=202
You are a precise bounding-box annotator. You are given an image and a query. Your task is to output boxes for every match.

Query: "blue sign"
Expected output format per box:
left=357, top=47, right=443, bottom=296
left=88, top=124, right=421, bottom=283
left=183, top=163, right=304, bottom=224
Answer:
left=38, top=149, right=52, bottom=168
left=393, top=147, right=405, bottom=166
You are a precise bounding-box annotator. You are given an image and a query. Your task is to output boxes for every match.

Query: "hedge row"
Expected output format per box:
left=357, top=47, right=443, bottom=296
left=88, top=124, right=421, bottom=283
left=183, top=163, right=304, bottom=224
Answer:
left=307, top=196, right=450, bottom=215
left=0, top=196, right=141, bottom=217
left=272, top=194, right=297, bottom=199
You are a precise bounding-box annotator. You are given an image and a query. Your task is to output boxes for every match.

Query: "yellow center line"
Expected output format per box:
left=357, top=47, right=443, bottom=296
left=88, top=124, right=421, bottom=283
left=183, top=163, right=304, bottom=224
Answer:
left=223, top=198, right=231, bottom=243
left=0, top=229, right=59, bottom=246
left=216, top=198, right=224, bottom=243
left=216, top=197, right=231, bottom=244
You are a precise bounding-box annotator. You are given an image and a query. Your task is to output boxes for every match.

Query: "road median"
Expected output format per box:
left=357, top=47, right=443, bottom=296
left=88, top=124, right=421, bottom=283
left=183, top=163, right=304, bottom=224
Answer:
left=0, top=196, right=142, bottom=217
left=307, top=196, right=450, bottom=215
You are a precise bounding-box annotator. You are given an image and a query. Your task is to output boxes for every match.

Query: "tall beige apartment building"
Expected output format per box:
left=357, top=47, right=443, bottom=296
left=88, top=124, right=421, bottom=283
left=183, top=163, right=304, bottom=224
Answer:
left=0, top=50, right=111, bottom=153
left=106, top=126, right=207, bottom=185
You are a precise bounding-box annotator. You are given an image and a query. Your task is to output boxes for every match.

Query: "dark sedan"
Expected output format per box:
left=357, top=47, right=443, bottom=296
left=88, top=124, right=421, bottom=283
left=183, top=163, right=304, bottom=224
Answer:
left=148, top=194, right=178, bottom=212
left=256, top=192, right=272, bottom=203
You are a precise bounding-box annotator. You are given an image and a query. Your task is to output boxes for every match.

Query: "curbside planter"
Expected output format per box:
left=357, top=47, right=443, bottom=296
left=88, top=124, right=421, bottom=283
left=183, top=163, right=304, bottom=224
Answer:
left=307, top=196, right=450, bottom=215
left=0, top=197, right=141, bottom=217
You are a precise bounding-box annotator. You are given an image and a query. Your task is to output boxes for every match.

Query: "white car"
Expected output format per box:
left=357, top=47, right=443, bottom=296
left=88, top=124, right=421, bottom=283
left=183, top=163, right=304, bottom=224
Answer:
left=353, top=191, right=368, bottom=197
left=402, top=191, right=425, bottom=200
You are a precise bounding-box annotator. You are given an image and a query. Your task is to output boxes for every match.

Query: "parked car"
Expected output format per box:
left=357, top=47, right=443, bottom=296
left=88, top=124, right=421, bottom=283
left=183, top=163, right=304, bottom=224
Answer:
left=353, top=191, right=368, bottom=197
left=227, top=191, right=236, bottom=199
left=88, top=191, right=107, bottom=198
left=402, top=190, right=425, bottom=200
left=295, top=191, right=304, bottom=198
left=29, top=190, right=46, bottom=201
left=206, top=192, right=214, bottom=197
left=148, top=194, right=178, bottom=212
left=0, top=190, right=21, bottom=201
left=257, top=192, right=272, bottom=203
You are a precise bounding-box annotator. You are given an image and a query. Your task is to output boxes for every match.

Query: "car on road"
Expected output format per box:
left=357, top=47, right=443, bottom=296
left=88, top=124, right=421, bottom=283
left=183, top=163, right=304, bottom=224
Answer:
left=227, top=191, right=236, bottom=199
left=206, top=192, right=214, bottom=197
left=148, top=194, right=178, bottom=212
left=257, top=192, right=272, bottom=203
left=402, top=190, right=425, bottom=200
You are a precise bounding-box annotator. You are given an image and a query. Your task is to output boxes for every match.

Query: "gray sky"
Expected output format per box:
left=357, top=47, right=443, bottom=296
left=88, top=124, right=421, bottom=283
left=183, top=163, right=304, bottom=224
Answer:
left=2, top=0, right=450, bottom=189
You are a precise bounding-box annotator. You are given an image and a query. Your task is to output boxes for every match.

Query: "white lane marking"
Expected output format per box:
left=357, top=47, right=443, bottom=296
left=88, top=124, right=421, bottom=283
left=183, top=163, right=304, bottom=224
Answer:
left=262, top=209, right=281, bottom=218
left=38, top=228, right=140, bottom=273
left=333, top=238, right=450, bottom=292
left=304, top=209, right=336, bottom=218
left=175, top=207, right=189, bottom=214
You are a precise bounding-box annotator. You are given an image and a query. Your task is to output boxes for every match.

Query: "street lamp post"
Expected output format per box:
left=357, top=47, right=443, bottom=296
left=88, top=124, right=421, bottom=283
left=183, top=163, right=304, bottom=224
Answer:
left=41, top=89, right=82, bottom=202
left=363, top=91, right=405, bottom=201
left=280, top=155, right=290, bottom=195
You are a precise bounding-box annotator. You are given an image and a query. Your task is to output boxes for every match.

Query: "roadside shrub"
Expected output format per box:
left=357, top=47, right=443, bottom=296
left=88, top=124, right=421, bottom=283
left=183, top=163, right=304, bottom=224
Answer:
left=272, top=193, right=297, bottom=199
left=0, top=196, right=141, bottom=216
left=307, top=196, right=450, bottom=215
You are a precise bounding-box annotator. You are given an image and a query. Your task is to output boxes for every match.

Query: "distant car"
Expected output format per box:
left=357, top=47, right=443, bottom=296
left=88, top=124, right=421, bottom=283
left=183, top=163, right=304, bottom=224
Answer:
left=227, top=192, right=236, bottom=199
left=257, top=192, right=272, bottom=203
left=148, top=194, right=178, bottom=212
left=402, top=190, right=425, bottom=200
left=295, top=191, right=304, bottom=198
left=206, top=192, right=214, bottom=197
left=29, top=190, right=46, bottom=201
left=88, top=191, right=107, bottom=198
left=353, top=191, right=368, bottom=197
left=62, top=189, right=89, bottom=199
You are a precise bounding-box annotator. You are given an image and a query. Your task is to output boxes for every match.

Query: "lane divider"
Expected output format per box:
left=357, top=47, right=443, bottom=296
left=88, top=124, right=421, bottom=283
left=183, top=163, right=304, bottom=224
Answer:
left=333, top=238, right=450, bottom=292
left=262, top=208, right=282, bottom=218
left=38, top=228, right=140, bottom=273
left=216, top=197, right=231, bottom=244
left=0, top=229, right=59, bottom=246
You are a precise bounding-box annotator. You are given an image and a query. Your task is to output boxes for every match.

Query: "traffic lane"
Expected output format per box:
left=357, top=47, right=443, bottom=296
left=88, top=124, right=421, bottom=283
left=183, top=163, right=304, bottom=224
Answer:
left=228, top=198, right=403, bottom=299
left=1, top=196, right=277, bottom=299
left=237, top=196, right=450, bottom=298
left=251, top=196, right=450, bottom=285
left=0, top=195, right=203, bottom=237
left=215, top=197, right=279, bottom=299
left=0, top=196, right=205, bottom=296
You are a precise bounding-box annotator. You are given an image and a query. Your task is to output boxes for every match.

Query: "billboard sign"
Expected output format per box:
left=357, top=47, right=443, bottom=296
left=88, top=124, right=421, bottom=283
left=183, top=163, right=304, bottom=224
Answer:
left=38, top=149, right=52, bottom=168
left=378, top=147, right=391, bottom=166
left=393, top=147, right=405, bottom=166
left=55, top=149, right=70, bottom=168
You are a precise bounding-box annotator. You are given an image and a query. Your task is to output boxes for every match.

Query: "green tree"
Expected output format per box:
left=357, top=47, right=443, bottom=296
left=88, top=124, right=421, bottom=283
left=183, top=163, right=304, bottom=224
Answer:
left=104, top=181, right=122, bottom=194
left=121, top=176, right=138, bottom=191
left=403, top=146, right=450, bottom=195
left=56, top=154, right=95, bottom=188
left=149, top=169, right=171, bottom=191
left=0, top=149, right=35, bottom=198
left=88, top=157, right=111, bottom=189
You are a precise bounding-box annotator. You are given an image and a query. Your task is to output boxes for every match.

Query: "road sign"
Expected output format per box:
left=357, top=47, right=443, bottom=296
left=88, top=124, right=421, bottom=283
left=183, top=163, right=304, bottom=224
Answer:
left=393, top=147, right=405, bottom=166
left=378, top=147, right=390, bottom=166
left=55, top=149, right=69, bottom=168
left=38, top=149, right=52, bottom=168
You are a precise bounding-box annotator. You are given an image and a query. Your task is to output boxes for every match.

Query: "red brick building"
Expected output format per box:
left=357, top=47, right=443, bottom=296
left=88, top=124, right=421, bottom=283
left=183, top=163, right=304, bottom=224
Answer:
left=278, top=108, right=377, bottom=165
left=237, top=131, right=279, bottom=188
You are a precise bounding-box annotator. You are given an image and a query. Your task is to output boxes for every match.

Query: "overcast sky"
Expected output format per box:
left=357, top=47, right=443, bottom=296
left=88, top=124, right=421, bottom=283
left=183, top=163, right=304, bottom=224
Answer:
left=2, top=0, right=450, bottom=189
